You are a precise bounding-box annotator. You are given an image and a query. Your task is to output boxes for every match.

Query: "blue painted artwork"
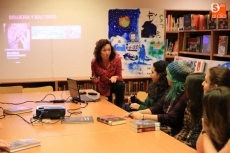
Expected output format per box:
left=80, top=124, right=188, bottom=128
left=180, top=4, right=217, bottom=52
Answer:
left=126, top=43, right=140, bottom=52
left=128, top=62, right=143, bottom=75
left=108, top=8, right=164, bottom=76
left=141, top=11, right=157, bottom=38
left=108, top=9, right=140, bottom=39
left=123, top=53, right=138, bottom=61
left=218, top=62, right=230, bottom=69
left=114, top=44, right=126, bottom=51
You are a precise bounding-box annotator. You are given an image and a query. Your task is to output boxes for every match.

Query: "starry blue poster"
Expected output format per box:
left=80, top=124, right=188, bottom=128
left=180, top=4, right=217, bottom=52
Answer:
left=108, top=8, right=164, bottom=76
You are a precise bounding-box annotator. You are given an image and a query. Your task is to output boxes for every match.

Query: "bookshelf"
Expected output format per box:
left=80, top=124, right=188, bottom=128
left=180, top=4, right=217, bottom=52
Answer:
left=164, top=10, right=230, bottom=63
left=0, top=77, right=151, bottom=95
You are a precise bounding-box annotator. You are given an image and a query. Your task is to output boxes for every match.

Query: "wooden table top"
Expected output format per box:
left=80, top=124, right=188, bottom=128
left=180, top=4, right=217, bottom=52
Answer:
left=0, top=91, right=197, bottom=153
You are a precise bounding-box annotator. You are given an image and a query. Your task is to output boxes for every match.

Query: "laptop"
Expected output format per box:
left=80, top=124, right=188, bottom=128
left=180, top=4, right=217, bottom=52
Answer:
left=67, top=78, right=100, bottom=102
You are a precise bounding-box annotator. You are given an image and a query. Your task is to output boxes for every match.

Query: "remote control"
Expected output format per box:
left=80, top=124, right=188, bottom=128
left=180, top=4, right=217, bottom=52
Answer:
left=50, top=99, right=65, bottom=103
left=79, top=91, right=87, bottom=95
left=88, top=92, right=97, bottom=95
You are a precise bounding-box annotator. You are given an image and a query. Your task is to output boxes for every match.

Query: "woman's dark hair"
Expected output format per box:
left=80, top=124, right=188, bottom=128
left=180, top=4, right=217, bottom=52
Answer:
left=185, top=73, right=205, bottom=128
left=93, top=39, right=116, bottom=62
left=203, top=86, right=230, bottom=151
left=148, top=60, right=169, bottom=100
left=209, top=66, right=230, bottom=88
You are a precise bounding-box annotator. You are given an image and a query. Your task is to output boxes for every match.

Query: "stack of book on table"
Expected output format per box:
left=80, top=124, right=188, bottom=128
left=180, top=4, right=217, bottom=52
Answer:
left=5, top=137, right=41, bottom=153
left=129, top=120, right=160, bottom=133
left=97, top=115, right=126, bottom=126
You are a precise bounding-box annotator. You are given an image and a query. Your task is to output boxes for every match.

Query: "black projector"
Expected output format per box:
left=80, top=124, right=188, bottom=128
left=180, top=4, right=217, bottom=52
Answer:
left=36, top=105, right=66, bottom=119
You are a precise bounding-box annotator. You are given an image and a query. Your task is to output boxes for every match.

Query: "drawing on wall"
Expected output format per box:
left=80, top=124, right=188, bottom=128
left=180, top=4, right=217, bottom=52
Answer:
left=141, top=11, right=157, bottom=38
left=218, top=62, right=230, bottom=69
left=108, top=8, right=164, bottom=76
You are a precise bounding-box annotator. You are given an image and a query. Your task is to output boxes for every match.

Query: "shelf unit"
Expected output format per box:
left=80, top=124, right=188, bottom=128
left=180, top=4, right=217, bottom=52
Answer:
left=0, top=76, right=151, bottom=94
left=164, top=10, right=230, bottom=63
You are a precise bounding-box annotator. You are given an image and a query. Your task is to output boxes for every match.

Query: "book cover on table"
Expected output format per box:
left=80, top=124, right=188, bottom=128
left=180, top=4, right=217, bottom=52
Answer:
left=61, top=116, right=94, bottom=124
left=4, top=106, right=32, bottom=115
left=6, top=137, right=41, bottom=153
left=129, top=120, right=160, bottom=128
left=97, top=115, right=126, bottom=126
left=129, top=126, right=156, bottom=133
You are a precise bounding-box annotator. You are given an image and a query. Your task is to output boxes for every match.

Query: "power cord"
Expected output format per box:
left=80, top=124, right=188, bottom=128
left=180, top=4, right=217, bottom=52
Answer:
left=65, top=102, right=88, bottom=118
left=0, top=95, right=88, bottom=124
left=0, top=94, right=56, bottom=105
left=0, top=107, right=6, bottom=119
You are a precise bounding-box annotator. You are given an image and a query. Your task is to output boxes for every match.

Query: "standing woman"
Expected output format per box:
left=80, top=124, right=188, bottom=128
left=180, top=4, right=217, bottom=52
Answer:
left=91, top=39, right=125, bottom=107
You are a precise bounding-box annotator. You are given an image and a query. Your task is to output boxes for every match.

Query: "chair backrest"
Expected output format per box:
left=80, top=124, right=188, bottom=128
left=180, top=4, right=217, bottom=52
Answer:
left=136, top=91, right=148, bottom=102
left=0, top=86, right=23, bottom=94
left=22, top=86, right=53, bottom=93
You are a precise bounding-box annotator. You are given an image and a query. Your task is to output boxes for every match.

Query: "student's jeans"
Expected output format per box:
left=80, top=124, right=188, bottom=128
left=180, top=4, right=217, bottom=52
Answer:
left=107, top=81, right=125, bottom=108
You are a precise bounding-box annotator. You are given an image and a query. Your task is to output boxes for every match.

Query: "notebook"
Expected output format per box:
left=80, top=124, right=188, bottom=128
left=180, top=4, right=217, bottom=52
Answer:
left=61, top=116, right=94, bottom=124
left=7, top=137, right=41, bottom=153
left=4, top=106, right=32, bottom=115
left=67, top=78, right=100, bottom=102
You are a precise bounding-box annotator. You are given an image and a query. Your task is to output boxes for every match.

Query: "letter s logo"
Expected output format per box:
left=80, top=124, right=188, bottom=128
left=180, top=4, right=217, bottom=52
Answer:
left=212, top=3, right=220, bottom=13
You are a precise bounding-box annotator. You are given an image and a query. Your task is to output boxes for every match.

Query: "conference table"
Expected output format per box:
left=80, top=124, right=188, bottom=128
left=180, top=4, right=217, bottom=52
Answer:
left=0, top=91, right=197, bottom=153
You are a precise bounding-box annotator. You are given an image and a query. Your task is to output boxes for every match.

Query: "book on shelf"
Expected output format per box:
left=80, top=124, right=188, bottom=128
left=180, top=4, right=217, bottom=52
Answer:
left=199, top=14, right=205, bottom=30
left=4, top=106, right=32, bottom=115
left=6, top=137, right=41, bottom=153
left=183, top=14, right=192, bottom=30
left=202, top=35, right=211, bottom=53
left=191, top=14, right=200, bottom=30
left=129, top=120, right=160, bottom=129
left=217, top=17, right=228, bottom=29
left=209, top=18, right=217, bottom=29
left=97, top=115, right=126, bottom=126
left=182, top=33, right=190, bottom=51
left=124, top=80, right=149, bottom=95
left=218, top=36, right=229, bottom=55
left=182, top=34, right=211, bottom=53
left=194, top=60, right=206, bottom=73
left=129, top=126, right=156, bottom=133
left=187, top=37, right=198, bottom=52
left=179, top=17, right=184, bottom=30
left=228, top=12, right=230, bottom=29
left=61, top=116, right=94, bottom=124
left=165, top=39, right=178, bottom=56
left=168, top=12, right=228, bottom=30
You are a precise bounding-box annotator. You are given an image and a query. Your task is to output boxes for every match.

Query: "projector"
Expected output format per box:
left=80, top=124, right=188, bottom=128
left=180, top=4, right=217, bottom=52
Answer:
left=36, top=105, right=66, bottom=119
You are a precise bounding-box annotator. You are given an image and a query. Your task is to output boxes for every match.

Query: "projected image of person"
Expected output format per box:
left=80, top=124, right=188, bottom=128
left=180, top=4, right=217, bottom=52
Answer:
left=4, top=23, right=30, bottom=51
left=91, top=39, right=125, bottom=108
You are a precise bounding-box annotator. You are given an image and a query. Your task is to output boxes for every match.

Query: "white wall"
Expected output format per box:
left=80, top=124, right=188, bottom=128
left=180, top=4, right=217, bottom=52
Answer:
left=1, top=0, right=229, bottom=10
left=0, top=0, right=229, bottom=80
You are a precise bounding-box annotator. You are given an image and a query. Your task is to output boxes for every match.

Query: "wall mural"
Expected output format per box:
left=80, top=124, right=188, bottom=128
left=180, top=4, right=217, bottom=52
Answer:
left=108, top=8, right=164, bottom=76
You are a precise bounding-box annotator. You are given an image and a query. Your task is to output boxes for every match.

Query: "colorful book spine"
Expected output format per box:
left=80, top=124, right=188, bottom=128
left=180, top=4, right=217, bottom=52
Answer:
left=129, top=120, right=161, bottom=129
left=129, top=126, right=157, bottom=133
left=97, top=115, right=126, bottom=126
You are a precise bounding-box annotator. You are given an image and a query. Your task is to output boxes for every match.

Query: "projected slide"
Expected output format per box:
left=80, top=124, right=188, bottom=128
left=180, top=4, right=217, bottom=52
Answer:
left=32, top=26, right=81, bottom=39
left=4, top=23, right=30, bottom=51
left=1, top=12, right=82, bottom=60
